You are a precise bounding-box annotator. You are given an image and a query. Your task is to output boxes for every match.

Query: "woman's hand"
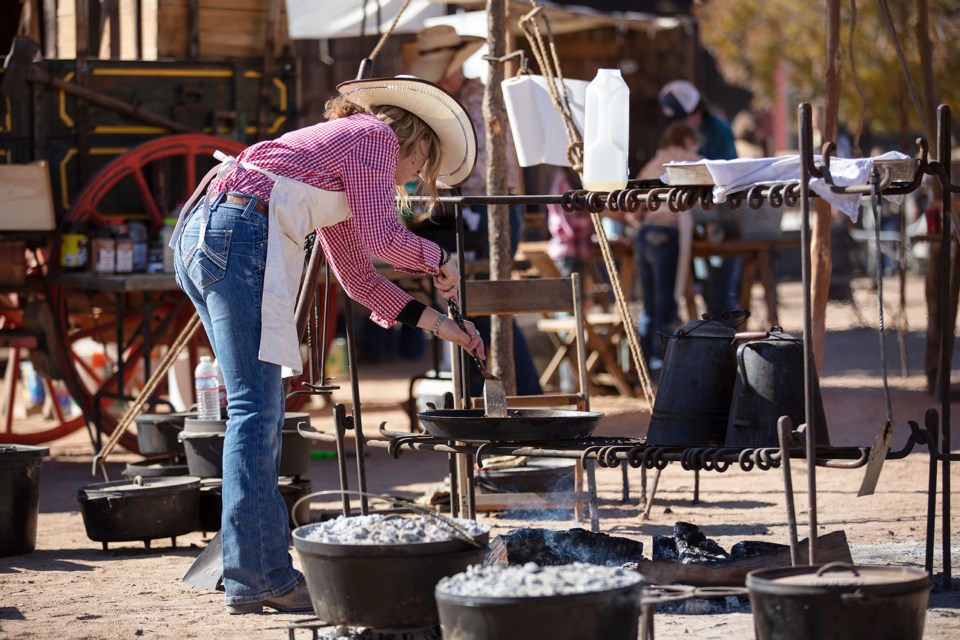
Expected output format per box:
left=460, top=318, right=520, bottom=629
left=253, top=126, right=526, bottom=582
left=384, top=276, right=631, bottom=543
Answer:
left=439, top=315, right=485, bottom=360
left=433, top=252, right=461, bottom=301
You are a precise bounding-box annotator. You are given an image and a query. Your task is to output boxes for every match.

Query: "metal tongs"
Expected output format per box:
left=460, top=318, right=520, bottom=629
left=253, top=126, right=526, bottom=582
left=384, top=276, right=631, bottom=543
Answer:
left=446, top=298, right=508, bottom=417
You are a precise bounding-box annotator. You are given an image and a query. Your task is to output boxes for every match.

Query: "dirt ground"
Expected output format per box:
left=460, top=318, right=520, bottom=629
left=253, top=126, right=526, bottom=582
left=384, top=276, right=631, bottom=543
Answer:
left=3, top=273, right=960, bottom=639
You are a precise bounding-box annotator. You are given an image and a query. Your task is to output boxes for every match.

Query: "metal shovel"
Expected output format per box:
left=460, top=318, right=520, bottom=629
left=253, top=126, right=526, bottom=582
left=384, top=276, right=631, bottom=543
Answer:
left=182, top=530, right=224, bottom=591
left=447, top=299, right=507, bottom=418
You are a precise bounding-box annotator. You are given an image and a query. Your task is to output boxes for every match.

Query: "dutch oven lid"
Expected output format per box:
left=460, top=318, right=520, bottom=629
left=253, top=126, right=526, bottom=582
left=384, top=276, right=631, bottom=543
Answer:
left=80, top=475, right=201, bottom=499
left=674, top=315, right=737, bottom=339
left=136, top=412, right=193, bottom=425
left=184, top=413, right=311, bottom=434
left=184, top=417, right=227, bottom=434
left=0, top=444, right=50, bottom=458
left=747, top=562, right=931, bottom=595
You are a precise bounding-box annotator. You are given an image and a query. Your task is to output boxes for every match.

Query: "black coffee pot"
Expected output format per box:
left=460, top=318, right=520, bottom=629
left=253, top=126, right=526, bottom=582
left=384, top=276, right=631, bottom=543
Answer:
left=646, top=315, right=739, bottom=447
left=724, top=328, right=829, bottom=448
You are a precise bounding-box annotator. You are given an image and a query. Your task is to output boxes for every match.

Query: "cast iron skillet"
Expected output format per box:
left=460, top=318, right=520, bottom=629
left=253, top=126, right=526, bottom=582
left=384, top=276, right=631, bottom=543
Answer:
left=417, top=408, right=603, bottom=442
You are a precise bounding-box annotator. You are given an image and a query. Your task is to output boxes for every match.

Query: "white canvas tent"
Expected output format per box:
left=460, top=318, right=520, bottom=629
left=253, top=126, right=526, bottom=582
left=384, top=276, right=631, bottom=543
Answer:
left=285, top=0, right=690, bottom=41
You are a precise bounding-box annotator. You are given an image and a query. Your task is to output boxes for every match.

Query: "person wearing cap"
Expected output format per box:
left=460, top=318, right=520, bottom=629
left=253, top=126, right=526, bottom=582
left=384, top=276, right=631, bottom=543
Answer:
left=169, top=76, right=482, bottom=614
left=658, top=80, right=737, bottom=162
left=659, top=80, right=739, bottom=317
left=405, top=25, right=540, bottom=397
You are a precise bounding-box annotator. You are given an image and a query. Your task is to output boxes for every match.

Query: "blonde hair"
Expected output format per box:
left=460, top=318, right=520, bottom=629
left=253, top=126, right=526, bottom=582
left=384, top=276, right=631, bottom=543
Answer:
left=324, top=96, right=443, bottom=214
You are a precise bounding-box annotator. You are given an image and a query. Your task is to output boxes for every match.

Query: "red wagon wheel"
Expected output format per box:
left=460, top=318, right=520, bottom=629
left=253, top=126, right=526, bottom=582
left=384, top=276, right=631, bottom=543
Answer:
left=6, top=134, right=335, bottom=451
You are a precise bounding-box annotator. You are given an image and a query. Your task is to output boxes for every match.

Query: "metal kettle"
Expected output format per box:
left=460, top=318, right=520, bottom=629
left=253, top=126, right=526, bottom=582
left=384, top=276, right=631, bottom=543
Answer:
left=724, top=328, right=829, bottom=448
left=646, top=315, right=738, bottom=447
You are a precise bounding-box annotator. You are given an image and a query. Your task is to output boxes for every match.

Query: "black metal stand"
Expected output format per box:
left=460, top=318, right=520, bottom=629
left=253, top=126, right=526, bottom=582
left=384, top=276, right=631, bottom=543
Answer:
left=298, top=102, right=956, bottom=587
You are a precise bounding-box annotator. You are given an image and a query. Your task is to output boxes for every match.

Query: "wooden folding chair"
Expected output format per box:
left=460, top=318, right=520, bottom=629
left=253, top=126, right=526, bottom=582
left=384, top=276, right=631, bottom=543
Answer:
left=461, top=275, right=600, bottom=530
left=516, top=242, right=636, bottom=397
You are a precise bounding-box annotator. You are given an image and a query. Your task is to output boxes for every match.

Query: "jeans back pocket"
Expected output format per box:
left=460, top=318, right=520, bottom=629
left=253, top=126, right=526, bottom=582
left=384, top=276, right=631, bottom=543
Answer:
left=181, top=228, right=232, bottom=289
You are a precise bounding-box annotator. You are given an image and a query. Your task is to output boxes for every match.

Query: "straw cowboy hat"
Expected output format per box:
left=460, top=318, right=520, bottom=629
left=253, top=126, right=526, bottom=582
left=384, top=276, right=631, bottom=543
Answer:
left=406, top=25, right=486, bottom=84
left=337, top=76, right=477, bottom=188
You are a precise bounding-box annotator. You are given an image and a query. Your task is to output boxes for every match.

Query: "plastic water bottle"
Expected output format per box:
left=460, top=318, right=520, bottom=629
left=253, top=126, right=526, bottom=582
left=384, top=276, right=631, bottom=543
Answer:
left=583, top=68, right=630, bottom=192
left=194, top=356, right=220, bottom=420
left=213, top=358, right=227, bottom=417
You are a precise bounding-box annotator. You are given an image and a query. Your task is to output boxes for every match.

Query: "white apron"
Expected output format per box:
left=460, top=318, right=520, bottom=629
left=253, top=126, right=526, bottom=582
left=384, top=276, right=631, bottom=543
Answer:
left=170, top=151, right=351, bottom=376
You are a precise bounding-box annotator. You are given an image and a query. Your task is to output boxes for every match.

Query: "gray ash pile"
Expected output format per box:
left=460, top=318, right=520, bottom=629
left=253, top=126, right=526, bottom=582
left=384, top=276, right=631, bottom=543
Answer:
left=437, top=562, right=642, bottom=598
left=298, top=514, right=488, bottom=545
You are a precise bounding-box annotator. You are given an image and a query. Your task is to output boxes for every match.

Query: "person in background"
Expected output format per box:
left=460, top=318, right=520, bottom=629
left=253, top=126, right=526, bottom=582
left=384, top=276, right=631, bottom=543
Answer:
left=658, top=80, right=739, bottom=317
left=631, top=122, right=702, bottom=370
left=546, top=168, right=593, bottom=280
left=732, top=110, right=768, bottom=159
left=406, top=25, right=541, bottom=397
left=170, top=76, right=482, bottom=615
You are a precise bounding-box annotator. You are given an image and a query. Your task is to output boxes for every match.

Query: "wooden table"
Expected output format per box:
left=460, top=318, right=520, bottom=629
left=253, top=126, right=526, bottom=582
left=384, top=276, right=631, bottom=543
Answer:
left=687, top=237, right=801, bottom=327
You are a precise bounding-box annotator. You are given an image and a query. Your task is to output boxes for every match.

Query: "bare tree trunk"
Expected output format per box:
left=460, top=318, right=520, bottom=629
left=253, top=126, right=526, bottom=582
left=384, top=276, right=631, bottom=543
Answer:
left=484, top=0, right=516, bottom=394
left=915, top=0, right=951, bottom=394
left=811, top=0, right=842, bottom=370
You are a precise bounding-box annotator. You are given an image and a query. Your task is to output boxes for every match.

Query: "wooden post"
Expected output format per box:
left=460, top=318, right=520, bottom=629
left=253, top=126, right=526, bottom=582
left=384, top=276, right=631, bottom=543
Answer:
left=256, top=0, right=282, bottom=142
left=42, top=0, right=57, bottom=58
left=915, top=0, right=956, bottom=396
left=484, top=0, right=516, bottom=394
left=810, top=0, right=842, bottom=371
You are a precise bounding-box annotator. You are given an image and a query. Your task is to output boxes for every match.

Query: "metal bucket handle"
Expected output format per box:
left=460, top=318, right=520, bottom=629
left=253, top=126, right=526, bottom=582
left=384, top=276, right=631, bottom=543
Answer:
left=816, top=561, right=859, bottom=577
left=290, top=489, right=485, bottom=548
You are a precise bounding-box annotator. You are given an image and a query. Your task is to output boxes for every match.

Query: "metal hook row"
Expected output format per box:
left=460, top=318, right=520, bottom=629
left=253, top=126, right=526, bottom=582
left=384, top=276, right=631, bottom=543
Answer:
left=559, top=182, right=805, bottom=216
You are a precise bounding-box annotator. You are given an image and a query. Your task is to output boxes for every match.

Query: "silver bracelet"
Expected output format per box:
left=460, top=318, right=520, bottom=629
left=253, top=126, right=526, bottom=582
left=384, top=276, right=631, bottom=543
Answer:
left=431, top=314, right=444, bottom=336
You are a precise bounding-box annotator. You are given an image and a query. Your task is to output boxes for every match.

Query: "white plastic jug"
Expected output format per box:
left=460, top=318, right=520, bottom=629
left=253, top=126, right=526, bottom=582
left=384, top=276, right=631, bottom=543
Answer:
left=583, top=68, right=630, bottom=192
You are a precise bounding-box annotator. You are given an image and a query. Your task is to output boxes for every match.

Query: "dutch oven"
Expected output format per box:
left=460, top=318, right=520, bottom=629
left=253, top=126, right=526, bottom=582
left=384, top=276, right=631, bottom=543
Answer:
left=746, top=562, right=931, bottom=640
left=417, top=408, right=602, bottom=442
left=434, top=564, right=643, bottom=640
left=292, top=519, right=488, bottom=628
left=77, top=475, right=201, bottom=550
left=179, top=412, right=312, bottom=478
left=0, top=444, right=49, bottom=557
left=135, top=412, right=193, bottom=456
left=476, top=458, right=576, bottom=494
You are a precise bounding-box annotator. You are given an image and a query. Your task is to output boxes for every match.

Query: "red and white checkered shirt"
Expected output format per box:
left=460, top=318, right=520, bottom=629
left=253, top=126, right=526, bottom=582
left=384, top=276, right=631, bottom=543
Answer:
left=209, top=114, right=442, bottom=327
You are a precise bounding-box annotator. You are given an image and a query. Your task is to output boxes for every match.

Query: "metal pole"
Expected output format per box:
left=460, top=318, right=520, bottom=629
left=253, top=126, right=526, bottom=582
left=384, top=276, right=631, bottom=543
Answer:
left=779, top=416, right=800, bottom=566
left=798, top=103, right=819, bottom=564
left=936, top=105, right=952, bottom=586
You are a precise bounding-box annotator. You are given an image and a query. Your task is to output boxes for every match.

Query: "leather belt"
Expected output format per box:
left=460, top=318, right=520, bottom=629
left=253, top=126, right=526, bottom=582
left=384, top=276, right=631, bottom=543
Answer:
left=220, top=193, right=268, bottom=214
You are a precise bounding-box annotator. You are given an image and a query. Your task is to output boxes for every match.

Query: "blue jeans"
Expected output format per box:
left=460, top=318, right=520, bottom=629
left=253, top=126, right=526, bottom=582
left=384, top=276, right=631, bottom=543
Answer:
left=173, top=194, right=301, bottom=606
left=636, top=225, right=680, bottom=363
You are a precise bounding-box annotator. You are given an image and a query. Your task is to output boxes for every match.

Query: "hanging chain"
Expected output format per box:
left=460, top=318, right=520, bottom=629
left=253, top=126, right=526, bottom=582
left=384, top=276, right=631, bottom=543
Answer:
left=869, top=173, right=894, bottom=422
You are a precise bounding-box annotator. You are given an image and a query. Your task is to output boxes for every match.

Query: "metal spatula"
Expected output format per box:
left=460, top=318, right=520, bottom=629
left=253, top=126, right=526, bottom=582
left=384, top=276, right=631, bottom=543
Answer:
left=447, top=299, right=507, bottom=418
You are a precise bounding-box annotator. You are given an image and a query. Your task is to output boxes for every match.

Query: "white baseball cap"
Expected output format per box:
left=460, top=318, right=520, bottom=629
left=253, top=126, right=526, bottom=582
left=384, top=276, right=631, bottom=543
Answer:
left=658, top=80, right=701, bottom=119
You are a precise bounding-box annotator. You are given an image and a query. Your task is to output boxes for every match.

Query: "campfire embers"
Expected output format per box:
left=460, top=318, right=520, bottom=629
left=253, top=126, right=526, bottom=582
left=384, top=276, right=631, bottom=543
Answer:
left=487, top=527, right=644, bottom=567
left=656, top=521, right=735, bottom=564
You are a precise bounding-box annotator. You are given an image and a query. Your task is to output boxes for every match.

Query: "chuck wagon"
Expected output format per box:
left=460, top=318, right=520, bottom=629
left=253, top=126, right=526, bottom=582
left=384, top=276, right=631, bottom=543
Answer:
left=0, top=0, right=326, bottom=451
